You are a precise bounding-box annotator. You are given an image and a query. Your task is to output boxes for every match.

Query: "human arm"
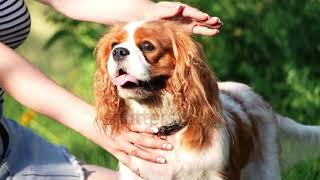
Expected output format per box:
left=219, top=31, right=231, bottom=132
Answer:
left=37, top=0, right=222, bottom=36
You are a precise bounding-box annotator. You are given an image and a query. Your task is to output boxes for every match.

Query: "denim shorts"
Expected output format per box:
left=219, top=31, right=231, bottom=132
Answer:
left=0, top=118, right=86, bottom=180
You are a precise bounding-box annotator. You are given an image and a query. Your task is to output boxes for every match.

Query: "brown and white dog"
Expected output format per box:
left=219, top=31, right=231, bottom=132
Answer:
left=94, top=20, right=320, bottom=180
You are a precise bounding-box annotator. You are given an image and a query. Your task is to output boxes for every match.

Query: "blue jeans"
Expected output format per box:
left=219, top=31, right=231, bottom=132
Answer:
left=0, top=105, right=85, bottom=179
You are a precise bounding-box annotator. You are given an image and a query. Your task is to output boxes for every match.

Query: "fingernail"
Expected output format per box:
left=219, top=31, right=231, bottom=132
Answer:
left=219, top=19, right=224, bottom=26
left=167, top=144, right=174, bottom=150
left=162, top=144, right=167, bottom=149
left=156, top=156, right=166, bottom=164
left=209, top=29, right=220, bottom=36
left=204, top=13, right=210, bottom=20
left=162, top=143, right=173, bottom=150
left=212, top=17, right=219, bottom=21
left=151, top=127, right=159, bottom=133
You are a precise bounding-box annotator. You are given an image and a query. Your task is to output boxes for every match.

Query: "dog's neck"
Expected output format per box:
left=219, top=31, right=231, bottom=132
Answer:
left=125, top=93, right=182, bottom=128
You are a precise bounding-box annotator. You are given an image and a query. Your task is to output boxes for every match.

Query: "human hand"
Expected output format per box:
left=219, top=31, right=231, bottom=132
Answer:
left=144, top=1, right=222, bottom=36
left=89, top=124, right=173, bottom=177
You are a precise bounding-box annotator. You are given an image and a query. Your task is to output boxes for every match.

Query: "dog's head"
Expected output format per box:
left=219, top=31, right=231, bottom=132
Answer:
left=95, top=21, right=222, bottom=146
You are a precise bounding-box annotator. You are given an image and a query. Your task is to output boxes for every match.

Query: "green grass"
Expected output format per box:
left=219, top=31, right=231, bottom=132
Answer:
left=284, top=160, right=320, bottom=180
left=2, top=0, right=319, bottom=179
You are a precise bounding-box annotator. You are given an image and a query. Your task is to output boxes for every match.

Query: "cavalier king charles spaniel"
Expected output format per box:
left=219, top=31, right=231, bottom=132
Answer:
left=94, top=20, right=320, bottom=180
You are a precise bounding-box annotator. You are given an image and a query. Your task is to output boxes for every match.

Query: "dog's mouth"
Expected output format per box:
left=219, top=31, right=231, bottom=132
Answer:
left=112, top=69, right=167, bottom=91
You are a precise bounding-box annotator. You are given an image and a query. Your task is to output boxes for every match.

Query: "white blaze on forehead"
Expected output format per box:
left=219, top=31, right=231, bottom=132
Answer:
left=107, top=21, right=151, bottom=81
left=124, top=21, right=145, bottom=38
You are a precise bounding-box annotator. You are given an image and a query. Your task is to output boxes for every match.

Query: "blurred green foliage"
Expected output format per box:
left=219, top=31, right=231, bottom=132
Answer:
left=41, top=0, right=320, bottom=178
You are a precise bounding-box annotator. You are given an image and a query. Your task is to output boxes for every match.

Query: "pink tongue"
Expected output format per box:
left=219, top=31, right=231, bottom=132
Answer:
left=112, top=74, right=139, bottom=86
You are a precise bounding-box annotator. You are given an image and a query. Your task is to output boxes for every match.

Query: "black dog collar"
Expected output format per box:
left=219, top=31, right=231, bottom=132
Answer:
left=157, top=120, right=186, bottom=136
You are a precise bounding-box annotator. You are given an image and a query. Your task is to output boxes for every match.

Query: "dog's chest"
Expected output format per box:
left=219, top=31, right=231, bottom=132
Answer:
left=122, top=97, right=230, bottom=180
left=119, top=135, right=224, bottom=180
left=120, top=126, right=229, bottom=180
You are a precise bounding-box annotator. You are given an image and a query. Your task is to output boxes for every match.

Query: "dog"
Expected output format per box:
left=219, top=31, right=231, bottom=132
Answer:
left=94, top=20, right=320, bottom=180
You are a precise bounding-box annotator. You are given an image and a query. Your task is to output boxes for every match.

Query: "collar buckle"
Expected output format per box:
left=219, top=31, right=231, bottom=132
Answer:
left=157, top=120, right=186, bottom=136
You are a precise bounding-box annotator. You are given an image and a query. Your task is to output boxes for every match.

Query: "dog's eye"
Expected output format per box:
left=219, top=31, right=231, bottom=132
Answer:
left=111, top=42, right=119, bottom=49
left=140, top=41, right=155, bottom=52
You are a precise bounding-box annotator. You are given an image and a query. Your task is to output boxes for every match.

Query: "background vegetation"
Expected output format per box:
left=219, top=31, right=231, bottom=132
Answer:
left=3, top=0, right=319, bottom=179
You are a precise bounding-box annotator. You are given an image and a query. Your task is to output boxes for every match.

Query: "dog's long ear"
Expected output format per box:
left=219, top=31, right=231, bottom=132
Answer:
left=95, top=26, right=128, bottom=134
left=169, top=29, right=223, bottom=150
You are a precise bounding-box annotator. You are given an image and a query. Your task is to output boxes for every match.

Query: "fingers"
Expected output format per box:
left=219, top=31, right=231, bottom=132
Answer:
left=192, top=17, right=222, bottom=36
left=193, top=26, right=220, bottom=36
left=128, top=132, right=173, bottom=150
left=121, top=142, right=167, bottom=164
left=204, top=17, right=222, bottom=26
left=140, top=132, right=168, bottom=140
left=158, top=2, right=209, bottom=21
left=129, top=124, right=159, bottom=134
left=181, top=5, right=209, bottom=21
left=149, top=2, right=184, bottom=20
left=158, top=2, right=222, bottom=36
left=147, top=1, right=223, bottom=36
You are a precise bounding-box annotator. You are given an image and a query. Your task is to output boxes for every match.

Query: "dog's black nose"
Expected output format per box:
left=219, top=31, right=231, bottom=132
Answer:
left=112, top=47, right=130, bottom=61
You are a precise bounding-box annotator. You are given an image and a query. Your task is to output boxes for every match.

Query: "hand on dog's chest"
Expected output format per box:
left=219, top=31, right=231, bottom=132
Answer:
left=130, top=145, right=184, bottom=179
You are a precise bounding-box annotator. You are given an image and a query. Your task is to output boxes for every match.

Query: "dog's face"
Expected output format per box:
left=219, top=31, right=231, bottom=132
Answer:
left=95, top=21, right=222, bottom=141
left=98, top=21, right=177, bottom=100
